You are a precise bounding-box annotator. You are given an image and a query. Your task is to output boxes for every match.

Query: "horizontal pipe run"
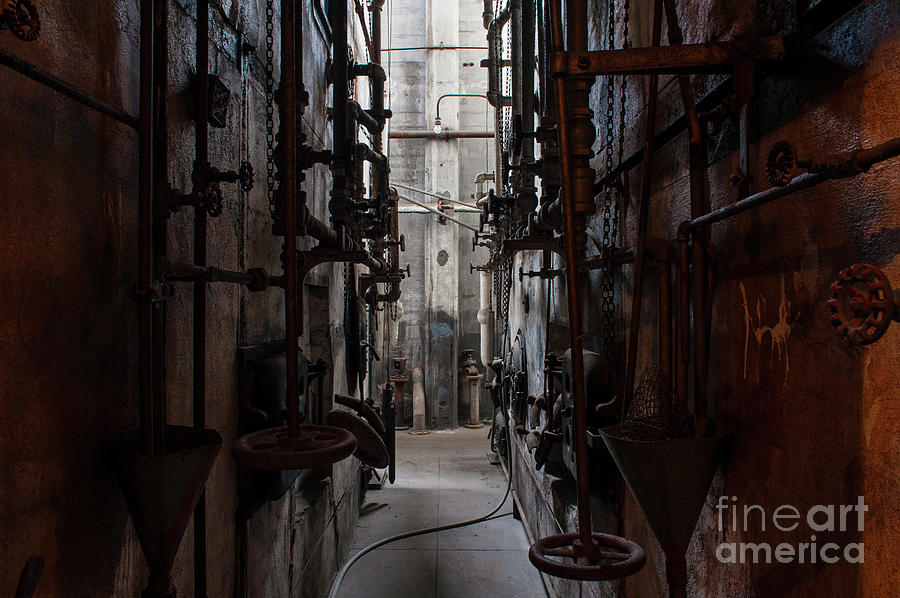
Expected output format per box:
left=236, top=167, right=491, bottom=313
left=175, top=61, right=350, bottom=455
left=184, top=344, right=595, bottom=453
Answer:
left=685, top=136, right=900, bottom=231
left=382, top=45, right=488, bottom=51
left=303, top=206, right=341, bottom=245
left=1, top=51, right=140, bottom=129
left=162, top=260, right=279, bottom=290
left=349, top=100, right=383, bottom=134
left=392, top=182, right=478, bottom=209
left=397, top=194, right=480, bottom=232
left=399, top=206, right=481, bottom=213
left=389, top=130, right=494, bottom=139
left=555, top=37, right=785, bottom=77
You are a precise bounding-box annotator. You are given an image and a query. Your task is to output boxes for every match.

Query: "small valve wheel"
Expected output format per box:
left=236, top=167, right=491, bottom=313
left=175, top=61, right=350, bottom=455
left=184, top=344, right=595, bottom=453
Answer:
left=203, top=182, right=223, bottom=217
left=765, top=140, right=796, bottom=187
left=827, top=263, right=895, bottom=346
left=239, top=161, right=254, bottom=192
left=4, top=0, right=40, bottom=41
left=529, top=532, right=646, bottom=581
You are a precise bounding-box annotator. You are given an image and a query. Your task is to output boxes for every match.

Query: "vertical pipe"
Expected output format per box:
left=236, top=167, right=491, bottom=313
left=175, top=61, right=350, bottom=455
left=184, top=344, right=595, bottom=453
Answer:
left=550, top=0, right=593, bottom=548
left=151, top=0, right=169, bottom=457
left=662, top=0, right=709, bottom=436
left=622, top=0, right=663, bottom=417
left=411, top=365, right=428, bottom=434
left=138, top=0, right=154, bottom=456
left=676, top=229, right=689, bottom=405
left=283, top=0, right=300, bottom=436
left=193, top=1, right=209, bottom=594
left=329, top=0, right=352, bottom=227
left=658, top=254, right=672, bottom=384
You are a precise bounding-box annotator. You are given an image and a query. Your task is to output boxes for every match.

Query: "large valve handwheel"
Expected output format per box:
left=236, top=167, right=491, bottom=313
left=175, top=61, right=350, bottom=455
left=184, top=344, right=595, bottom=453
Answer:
left=326, top=409, right=390, bottom=469
left=529, top=532, right=646, bottom=581
left=4, top=0, right=40, bottom=42
left=827, top=263, right=895, bottom=346
left=334, top=393, right=386, bottom=436
left=232, top=425, right=356, bottom=471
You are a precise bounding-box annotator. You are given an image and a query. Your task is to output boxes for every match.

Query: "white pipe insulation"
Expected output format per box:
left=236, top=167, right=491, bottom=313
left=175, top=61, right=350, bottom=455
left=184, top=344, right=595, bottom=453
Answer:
left=477, top=270, right=494, bottom=369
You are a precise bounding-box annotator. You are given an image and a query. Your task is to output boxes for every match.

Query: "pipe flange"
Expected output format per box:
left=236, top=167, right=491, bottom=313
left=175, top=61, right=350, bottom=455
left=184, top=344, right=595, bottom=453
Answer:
left=827, top=263, right=895, bottom=346
left=529, top=532, right=646, bottom=581
left=4, top=0, right=40, bottom=42
left=764, top=140, right=796, bottom=187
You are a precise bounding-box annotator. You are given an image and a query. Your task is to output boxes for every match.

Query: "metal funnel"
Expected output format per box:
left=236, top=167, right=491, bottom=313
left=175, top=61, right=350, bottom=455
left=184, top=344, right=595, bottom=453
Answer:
left=599, top=427, right=726, bottom=551
left=115, top=425, right=222, bottom=596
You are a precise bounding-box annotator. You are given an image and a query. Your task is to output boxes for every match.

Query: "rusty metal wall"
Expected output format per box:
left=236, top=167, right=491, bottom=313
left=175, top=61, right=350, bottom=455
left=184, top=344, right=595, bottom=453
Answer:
left=509, top=0, right=900, bottom=596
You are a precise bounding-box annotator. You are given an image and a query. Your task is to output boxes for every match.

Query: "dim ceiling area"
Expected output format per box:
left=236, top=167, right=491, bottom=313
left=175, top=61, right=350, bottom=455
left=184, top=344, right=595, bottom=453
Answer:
left=0, top=0, right=898, bottom=597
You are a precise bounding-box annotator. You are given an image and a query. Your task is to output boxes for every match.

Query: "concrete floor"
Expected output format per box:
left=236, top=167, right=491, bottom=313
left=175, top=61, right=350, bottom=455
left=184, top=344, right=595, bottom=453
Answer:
left=335, top=427, right=548, bottom=598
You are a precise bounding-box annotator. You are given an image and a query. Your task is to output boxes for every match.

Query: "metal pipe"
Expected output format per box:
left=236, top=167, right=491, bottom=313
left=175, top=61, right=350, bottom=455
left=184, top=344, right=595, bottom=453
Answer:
left=435, top=93, right=489, bottom=119
left=329, top=0, right=352, bottom=226
left=658, top=251, right=673, bottom=385
left=663, top=0, right=710, bottom=437
left=392, top=182, right=478, bottom=209
left=685, top=136, right=900, bottom=231
left=162, top=260, right=275, bottom=289
left=623, top=0, right=663, bottom=419
left=283, top=0, right=300, bottom=437
left=0, top=50, right=140, bottom=129
left=137, top=0, right=154, bottom=457
left=382, top=45, right=489, bottom=51
left=676, top=230, right=690, bottom=406
left=550, top=0, right=594, bottom=549
left=389, top=129, right=494, bottom=139
left=397, top=194, right=480, bottom=232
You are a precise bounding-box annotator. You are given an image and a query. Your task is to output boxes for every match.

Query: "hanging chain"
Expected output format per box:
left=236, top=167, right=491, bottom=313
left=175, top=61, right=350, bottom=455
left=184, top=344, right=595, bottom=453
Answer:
left=599, top=0, right=618, bottom=359
left=264, top=0, right=276, bottom=217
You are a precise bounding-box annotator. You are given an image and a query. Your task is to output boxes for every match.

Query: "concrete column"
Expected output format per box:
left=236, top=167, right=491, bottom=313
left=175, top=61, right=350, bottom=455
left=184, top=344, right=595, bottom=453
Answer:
left=425, top=0, right=461, bottom=428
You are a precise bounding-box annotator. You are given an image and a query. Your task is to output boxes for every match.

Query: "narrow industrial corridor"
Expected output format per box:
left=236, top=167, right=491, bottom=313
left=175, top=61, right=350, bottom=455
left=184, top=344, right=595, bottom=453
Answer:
left=336, top=428, right=546, bottom=598
left=1, top=0, right=898, bottom=597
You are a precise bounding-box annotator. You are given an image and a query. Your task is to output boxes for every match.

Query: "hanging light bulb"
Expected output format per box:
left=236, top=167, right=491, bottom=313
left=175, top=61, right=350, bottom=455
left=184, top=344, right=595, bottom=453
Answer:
left=433, top=117, right=442, bottom=135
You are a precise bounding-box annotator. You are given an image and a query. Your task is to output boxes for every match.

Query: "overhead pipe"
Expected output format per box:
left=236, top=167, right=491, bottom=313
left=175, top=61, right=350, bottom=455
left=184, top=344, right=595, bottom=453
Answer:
left=389, top=129, right=494, bottom=139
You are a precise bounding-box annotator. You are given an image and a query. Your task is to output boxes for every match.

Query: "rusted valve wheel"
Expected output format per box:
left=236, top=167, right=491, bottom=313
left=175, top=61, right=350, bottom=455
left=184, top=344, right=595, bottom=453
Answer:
left=4, top=0, right=40, bottom=42
left=827, top=263, right=895, bottom=346
left=232, top=425, right=356, bottom=471
left=326, top=409, right=390, bottom=469
left=334, top=393, right=386, bottom=436
left=528, top=532, right=646, bottom=581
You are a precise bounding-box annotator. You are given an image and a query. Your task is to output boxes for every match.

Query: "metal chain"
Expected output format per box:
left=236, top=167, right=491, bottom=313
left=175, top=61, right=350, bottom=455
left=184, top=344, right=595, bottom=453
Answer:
left=599, top=0, right=617, bottom=358
left=265, top=0, right=276, bottom=217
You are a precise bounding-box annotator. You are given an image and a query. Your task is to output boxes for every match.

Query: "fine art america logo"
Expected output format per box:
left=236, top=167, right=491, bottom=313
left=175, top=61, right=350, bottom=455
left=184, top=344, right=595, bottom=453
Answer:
left=715, top=496, right=867, bottom=564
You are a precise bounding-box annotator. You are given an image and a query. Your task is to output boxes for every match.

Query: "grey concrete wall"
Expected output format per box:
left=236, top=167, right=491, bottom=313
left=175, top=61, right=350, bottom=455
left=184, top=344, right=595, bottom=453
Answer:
left=386, top=0, right=493, bottom=428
